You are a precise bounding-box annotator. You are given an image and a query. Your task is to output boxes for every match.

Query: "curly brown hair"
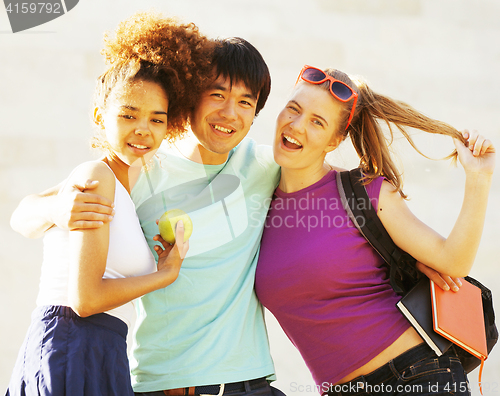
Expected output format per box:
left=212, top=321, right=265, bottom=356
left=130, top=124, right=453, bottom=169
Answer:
left=92, top=11, right=214, bottom=151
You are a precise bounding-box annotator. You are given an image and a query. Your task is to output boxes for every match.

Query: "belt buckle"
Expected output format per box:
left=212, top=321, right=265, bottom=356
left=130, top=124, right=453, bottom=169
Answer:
left=200, top=384, right=224, bottom=396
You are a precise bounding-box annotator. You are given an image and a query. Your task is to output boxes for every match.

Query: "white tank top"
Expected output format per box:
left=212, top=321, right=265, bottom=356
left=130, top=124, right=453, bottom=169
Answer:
left=36, top=162, right=156, bottom=327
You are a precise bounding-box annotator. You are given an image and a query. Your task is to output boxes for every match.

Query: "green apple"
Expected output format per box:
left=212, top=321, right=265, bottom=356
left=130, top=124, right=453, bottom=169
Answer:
left=158, top=209, right=193, bottom=244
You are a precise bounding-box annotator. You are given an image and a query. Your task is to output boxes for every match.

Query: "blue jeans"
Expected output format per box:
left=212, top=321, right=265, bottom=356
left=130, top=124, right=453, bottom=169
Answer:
left=134, top=379, right=287, bottom=396
left=326, top=343, right=470, bottom=396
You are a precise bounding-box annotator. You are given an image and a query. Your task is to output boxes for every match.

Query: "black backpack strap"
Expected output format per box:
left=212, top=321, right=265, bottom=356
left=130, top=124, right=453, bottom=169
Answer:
left=337, top=168, right=498, bottom=370
left=336, top=168, right=421, bottom=295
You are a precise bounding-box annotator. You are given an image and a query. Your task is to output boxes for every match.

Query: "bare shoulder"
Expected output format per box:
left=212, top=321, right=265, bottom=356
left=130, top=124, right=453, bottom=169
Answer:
left=64, top=160, right=116, bottom=202
left=379, top=179, right=398, bottom=195
left=378, top=179, right=407, bottom=214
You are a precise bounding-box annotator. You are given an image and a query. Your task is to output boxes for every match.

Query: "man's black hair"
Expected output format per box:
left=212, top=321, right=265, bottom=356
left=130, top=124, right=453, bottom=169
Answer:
left=212, top=37, right=271, bottom=117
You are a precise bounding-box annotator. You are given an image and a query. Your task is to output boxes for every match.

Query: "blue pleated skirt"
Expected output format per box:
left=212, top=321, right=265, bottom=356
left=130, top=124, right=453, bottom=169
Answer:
left=6, top=305, right=134, bottom=396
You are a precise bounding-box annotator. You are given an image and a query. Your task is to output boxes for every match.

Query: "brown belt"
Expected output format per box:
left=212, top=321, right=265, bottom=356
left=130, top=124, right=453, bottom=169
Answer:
left=160, top=377, right=267, bottom=395
left=163, top=386, right=223, bottom=396
left=163, top=387, right=196, bottom=396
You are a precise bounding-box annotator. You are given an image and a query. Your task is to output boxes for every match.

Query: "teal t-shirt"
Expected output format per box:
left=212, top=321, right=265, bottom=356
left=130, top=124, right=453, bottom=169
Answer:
left=129, top=138, right=280, bottom=391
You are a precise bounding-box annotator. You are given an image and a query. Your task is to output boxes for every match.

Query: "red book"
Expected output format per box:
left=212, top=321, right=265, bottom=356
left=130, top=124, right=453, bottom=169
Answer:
left=430, top=278, right=488, bottom=361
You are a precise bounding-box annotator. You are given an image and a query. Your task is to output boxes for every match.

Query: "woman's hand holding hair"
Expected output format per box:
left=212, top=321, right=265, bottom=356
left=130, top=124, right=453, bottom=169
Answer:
left=379, top=129, right=495, bottom=277
left=153, top=220, right=189, bottom=287
left=454, top=129, right=495, bottom=176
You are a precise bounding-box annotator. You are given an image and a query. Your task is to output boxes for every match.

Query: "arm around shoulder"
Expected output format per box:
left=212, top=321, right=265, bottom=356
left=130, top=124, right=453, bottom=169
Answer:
left=10, top=169, right=114, bottom=239
left=10, top=182, right=64, bottom=239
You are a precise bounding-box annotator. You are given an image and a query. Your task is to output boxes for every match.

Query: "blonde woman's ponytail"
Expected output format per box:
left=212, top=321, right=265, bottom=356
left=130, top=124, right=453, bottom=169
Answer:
left=335, top=73, right=464, bottom=197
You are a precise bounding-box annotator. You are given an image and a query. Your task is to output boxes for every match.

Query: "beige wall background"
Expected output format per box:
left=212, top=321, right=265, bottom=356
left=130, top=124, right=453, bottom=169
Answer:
left=1, top=0, right=499, bottom=394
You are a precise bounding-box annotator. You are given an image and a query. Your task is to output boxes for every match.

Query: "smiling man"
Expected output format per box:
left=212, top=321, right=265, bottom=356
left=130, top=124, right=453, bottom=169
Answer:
left=128, top=38, right=282, bottom=396
left=185, top=77, right=258, bottom=164
left=10, top=38, right=283, bottom=396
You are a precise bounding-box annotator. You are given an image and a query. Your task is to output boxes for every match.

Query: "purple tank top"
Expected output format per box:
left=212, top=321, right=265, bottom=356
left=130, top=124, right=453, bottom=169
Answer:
left=255, top=170, right=410, bottom=386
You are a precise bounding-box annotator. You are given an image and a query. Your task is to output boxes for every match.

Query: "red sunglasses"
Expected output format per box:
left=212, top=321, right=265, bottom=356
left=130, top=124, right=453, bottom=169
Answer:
left=296, top=65, right=358, bottom=130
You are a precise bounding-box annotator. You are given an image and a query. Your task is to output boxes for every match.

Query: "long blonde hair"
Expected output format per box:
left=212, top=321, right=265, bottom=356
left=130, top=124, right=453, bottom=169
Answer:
left=322, top=68, right=464, bottom=198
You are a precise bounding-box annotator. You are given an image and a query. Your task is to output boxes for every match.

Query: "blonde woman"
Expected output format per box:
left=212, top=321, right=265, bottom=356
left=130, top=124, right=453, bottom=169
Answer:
left=256, top=65, right=494, bottom=395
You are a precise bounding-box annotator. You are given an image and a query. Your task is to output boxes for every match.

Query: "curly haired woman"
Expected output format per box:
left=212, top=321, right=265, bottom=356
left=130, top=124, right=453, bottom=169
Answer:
left=6, top=12, right=213, bottom=396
